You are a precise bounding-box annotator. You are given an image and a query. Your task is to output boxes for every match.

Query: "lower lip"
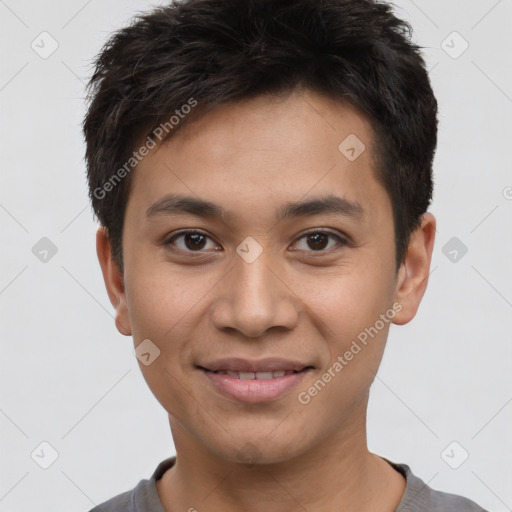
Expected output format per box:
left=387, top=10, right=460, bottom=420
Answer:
left=201, top=369, right=311, bottom=403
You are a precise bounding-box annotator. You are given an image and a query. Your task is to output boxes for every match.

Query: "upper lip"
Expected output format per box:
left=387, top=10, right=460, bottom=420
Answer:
left=198, top=357, right=313, bottom=373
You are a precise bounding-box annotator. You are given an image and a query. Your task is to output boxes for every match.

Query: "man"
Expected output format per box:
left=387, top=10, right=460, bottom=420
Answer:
left=83, top=0, right=488, bottom=510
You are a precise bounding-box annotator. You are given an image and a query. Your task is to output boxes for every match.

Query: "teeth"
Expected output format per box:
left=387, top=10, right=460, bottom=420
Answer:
left=213, top=370, right=293, bottom=379
left=255, top=371, right=273, bottom=380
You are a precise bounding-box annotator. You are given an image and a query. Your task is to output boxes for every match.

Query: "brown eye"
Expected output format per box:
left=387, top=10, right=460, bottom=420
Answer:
left=165, top=230, right=219, bottom=252
left=306, top=233, right=329, bottom=250
left=292, top=231, right=347, bottom=253
left=184, top=233, right=207, bottom=250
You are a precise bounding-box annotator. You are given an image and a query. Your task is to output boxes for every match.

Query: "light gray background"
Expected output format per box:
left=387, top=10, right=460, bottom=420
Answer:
left=1, top=1, right=511, bottom=511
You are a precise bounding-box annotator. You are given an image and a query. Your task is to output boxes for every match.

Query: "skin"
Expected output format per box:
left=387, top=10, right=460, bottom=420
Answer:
left=97, top=89, right=436, bottom=512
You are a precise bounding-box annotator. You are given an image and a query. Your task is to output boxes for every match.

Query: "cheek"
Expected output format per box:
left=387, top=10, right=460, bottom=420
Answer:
left=293, top=266, right=396, bottom=401
left=295, top=267, right=395, bottom=342
left=138, top=360, right=200, bottom=431
left=295, top=289, right=392, bottom=425
left=125, top=261, right=213, bottom=342
left=126, top=279, right=201, bottom=417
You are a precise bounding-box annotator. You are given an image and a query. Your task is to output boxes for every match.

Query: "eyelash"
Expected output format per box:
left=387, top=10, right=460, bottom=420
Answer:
left=163, top=229, right=349, bottom=255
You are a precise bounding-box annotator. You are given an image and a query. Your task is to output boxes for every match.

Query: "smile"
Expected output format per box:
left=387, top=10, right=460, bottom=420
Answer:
left=206, top=369, right=299, bottom=379
left=197, top=359, right=314, bottom=403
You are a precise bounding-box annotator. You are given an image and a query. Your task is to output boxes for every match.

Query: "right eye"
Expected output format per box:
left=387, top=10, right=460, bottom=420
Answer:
left=164, top=230, right=222, bottom=253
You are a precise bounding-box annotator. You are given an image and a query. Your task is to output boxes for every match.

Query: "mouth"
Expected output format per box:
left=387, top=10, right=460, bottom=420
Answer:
left=201, top=369, right=305, bottom=380
left=197, top=358, right=314, bottom=403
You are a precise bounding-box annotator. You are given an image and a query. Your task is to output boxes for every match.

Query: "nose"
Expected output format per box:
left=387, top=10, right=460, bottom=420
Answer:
left=210, top=251, right=300, bottom=338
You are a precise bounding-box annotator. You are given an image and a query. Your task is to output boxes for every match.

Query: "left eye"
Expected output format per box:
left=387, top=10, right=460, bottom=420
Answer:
left=293, top=231, right=346, bottom=252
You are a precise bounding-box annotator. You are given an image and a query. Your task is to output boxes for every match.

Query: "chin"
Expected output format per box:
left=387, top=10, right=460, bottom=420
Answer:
left=206, top=427, right=312, bottom=467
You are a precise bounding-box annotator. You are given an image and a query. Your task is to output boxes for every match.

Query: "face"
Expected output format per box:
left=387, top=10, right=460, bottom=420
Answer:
left=98, top=90, right=435, bottom=464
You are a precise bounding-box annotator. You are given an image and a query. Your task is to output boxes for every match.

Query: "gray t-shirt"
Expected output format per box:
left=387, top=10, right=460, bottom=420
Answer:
left=89, top=457, right=488, bottom=511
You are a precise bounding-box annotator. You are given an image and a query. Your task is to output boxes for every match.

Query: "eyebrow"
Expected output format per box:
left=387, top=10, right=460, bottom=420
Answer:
left=146, top=193, right=365, bottom=222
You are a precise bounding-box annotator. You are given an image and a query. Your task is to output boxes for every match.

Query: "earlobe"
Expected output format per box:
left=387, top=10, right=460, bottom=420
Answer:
left=96, top=226, right=132, bottom=336
left=392, top=213, right=436, bottom=326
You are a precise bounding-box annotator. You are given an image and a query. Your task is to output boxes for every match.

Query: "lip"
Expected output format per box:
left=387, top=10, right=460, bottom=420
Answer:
left=197, top=358, right=314, bottom=403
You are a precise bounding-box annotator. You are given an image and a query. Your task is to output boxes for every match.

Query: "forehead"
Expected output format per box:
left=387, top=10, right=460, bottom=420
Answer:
left=126, top=90, right=391, bottom=228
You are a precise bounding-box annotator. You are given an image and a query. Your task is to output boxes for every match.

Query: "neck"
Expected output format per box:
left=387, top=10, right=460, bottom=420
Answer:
left=157, top=399, right=406, bottom=512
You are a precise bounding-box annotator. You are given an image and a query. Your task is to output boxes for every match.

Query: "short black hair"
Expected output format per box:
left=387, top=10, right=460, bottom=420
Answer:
left=83, top=0, right=438, bottom=273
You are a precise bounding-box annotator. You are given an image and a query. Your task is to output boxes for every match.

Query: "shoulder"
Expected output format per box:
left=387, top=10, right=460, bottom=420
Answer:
left=88, top=479, right=156, bottom=512
left=87, top=485, right=137, bottom=512
left=87, top=457, right=176, bottom=512
left=425, top=488, right=489, bottom=512
left=392, top=461, right=489, bottom=512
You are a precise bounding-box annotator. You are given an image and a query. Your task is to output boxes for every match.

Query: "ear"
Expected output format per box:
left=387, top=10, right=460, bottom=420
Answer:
left=96, top=226, right=132, bottom=336
left=392, top=213, right=436, bottom=325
